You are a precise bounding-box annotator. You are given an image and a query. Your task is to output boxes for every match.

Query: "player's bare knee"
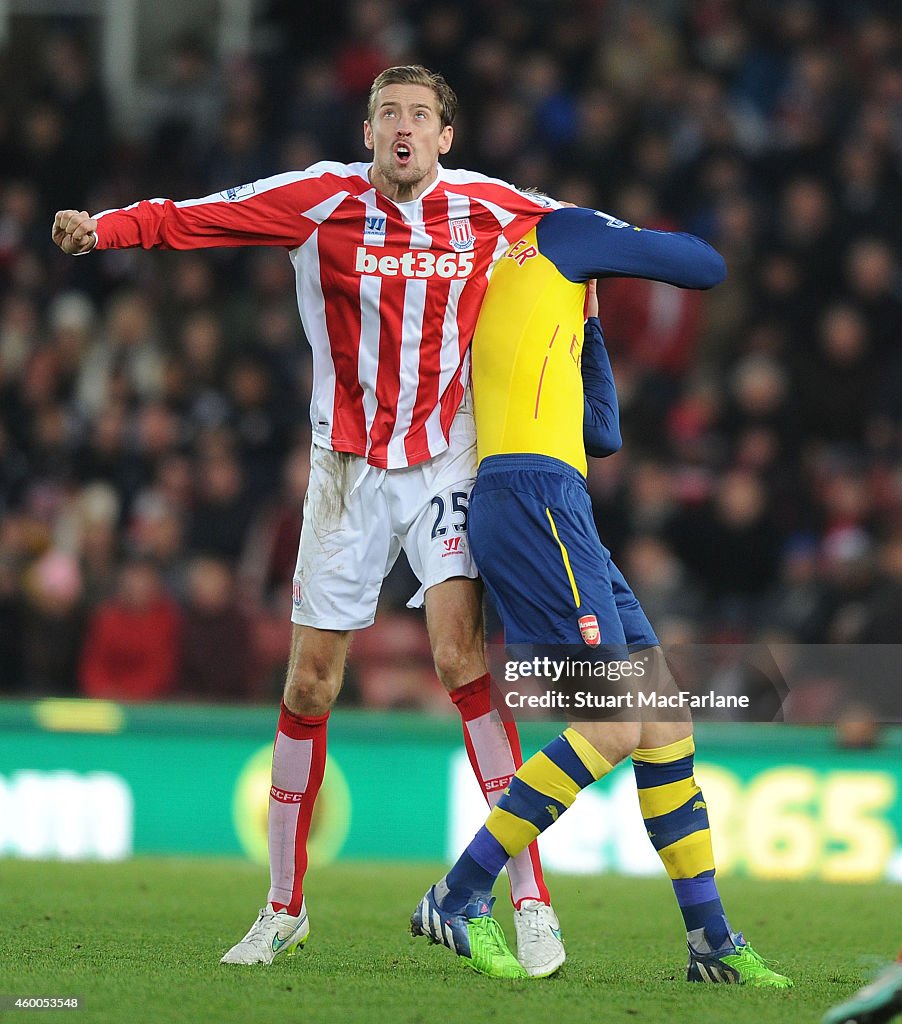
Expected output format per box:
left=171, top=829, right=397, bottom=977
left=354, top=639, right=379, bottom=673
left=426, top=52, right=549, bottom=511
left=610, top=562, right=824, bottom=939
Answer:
left=283, top=641, right=345, bottom=715
left=638, top=718, right=693, bottom=750
left=570, top=720, right=641, bottom=767
left=283, top=659, right=341, bottom=715
left=607, top=722, right=642, bottom=765
left=432, top=638, right=484, bottom=691
left=282, top=625, right=349, bottom=715
left=425, top=577, right=485, bottom=690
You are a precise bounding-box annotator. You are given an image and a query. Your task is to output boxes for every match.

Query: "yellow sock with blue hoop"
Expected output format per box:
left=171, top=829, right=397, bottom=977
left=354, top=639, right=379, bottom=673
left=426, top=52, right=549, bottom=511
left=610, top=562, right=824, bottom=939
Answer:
left=438, top=728, right=612, bottom=911
left=632, top=736, right=730, bottom=950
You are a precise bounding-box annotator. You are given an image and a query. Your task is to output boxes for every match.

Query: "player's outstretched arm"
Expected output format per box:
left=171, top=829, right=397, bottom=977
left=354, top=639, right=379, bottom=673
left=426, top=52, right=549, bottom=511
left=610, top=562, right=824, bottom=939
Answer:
left=52, top=210, right=98, bottom=255
left=536, top=207, right=727, bottom=290
left=51, top=171, right=333, bottom=254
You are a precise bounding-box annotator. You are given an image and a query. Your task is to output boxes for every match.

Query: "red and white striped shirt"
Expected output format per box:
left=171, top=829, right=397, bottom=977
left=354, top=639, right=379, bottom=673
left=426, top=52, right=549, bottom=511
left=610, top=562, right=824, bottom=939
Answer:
left=93, top=161, right=556, bottom=468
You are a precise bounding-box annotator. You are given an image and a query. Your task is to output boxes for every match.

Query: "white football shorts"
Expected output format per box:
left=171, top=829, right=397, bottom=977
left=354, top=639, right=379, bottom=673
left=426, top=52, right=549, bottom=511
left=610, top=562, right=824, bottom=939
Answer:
left=291, top=395, right=478, bottom=631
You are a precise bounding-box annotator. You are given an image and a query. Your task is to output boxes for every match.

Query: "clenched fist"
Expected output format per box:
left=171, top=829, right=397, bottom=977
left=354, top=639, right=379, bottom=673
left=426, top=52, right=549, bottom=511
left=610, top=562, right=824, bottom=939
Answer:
left=52, top=210, right=98, bottom=255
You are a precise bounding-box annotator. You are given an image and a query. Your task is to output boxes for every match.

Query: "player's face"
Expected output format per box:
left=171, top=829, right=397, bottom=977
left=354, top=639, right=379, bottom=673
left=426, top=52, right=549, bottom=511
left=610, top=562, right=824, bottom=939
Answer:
left=364, top=84, right=453, bottom=201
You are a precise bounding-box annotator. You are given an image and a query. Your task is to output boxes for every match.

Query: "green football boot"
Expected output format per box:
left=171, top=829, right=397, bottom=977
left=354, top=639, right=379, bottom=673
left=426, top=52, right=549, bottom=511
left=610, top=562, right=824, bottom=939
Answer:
left=687, top=919, right=792, bottom=988
left=411, top=887, right=527, bottom=979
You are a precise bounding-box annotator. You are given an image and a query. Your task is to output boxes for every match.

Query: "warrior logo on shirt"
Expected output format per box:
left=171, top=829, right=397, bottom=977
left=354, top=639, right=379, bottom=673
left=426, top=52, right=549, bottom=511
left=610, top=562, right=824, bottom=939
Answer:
left=363, top=215, right=387, bottom=246
left=448, top=217, right=475, bottom=252
left=442, top=536, right=464, bottom=557
left=220, top=182, right=256, bottom=202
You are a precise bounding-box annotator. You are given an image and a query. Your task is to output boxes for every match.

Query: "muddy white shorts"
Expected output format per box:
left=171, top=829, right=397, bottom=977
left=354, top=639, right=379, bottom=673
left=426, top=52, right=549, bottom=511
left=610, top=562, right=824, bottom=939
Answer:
left=291, top=397, right=478, bottom=631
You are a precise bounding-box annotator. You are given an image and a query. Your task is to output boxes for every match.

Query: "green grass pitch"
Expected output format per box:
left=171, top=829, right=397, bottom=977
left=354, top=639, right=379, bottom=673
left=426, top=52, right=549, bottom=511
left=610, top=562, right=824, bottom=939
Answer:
left=0, top=858, right=897, bottom=1024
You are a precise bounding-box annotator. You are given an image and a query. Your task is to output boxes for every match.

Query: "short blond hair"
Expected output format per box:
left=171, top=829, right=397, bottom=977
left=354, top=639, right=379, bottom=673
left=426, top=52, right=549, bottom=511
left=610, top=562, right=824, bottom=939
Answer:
left=367, top=65, right=458, bottom=129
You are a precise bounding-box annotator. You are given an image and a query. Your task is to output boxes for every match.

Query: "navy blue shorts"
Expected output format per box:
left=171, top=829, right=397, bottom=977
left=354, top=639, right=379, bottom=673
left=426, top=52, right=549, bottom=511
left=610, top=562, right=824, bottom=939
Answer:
left=470, top=454, right=658, bottom=649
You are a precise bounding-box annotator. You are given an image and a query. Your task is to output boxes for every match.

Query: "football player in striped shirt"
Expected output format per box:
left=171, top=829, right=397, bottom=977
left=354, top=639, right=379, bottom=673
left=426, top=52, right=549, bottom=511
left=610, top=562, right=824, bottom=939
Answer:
left=53, top=65, right=565, bottom=974
left=411, top=207, right=792, bottom=987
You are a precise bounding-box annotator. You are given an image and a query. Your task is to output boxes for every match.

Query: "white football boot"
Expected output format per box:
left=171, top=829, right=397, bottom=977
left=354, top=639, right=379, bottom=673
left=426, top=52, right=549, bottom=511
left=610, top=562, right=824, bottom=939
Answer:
left=513, top=900, right=566, bottom=977
left=220, top=901, right=310, bottom=965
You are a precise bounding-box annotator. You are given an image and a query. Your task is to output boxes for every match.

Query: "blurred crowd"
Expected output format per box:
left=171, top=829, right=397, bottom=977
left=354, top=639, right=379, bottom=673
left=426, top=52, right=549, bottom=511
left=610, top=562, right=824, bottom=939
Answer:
left=1, top=0, right=901, bottom=716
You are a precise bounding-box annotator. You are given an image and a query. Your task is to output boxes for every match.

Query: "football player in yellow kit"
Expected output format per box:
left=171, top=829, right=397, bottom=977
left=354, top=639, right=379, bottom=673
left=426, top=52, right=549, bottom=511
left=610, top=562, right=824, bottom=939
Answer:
left=411, top=207, right=792, bottom=988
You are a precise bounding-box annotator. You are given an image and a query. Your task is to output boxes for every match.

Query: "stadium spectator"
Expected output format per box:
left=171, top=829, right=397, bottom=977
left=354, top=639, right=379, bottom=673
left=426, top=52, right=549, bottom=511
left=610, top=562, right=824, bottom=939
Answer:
left=186, top=446, right=256, bottom=562
left=20, top=549, right=84, bottom=694
left=128, top=491, right=190, bottom=602
left=178, top=555, right=254, bottom=701
left=666, top=469, right=782, bottom=630
left=75, top=289, right=164, bottom=419
left=225, top=352, right=287, bottom=497
left=765, top=534, right=830, bottom=643
left=851, top=533, right=902, bottom=644
left=843, top=237, right=902, bottom=357
left=144, top=34, right=222, bottom=197
left=796, top=304, right=876, bottom=446
left=55, top=481, right=121, bottom=607
left=38, top=33, right=110, bottom=206
left=78, top=557, right=181, bottom=700
left=239, top=441, right=308, bottom=606
left=0, top=554, right=23, bottom=689
left=622, top=533, right=703, bottom=630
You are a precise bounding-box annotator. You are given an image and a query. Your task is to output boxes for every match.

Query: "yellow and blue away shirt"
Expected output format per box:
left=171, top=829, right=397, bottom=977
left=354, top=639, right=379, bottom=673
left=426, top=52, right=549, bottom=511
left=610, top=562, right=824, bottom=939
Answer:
left=471, top=207, right=725, bottom=475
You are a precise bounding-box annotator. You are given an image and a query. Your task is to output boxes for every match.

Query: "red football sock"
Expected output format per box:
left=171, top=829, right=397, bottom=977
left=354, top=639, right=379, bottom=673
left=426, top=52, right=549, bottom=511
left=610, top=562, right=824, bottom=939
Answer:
left=267, top=702, right=329, bottom=915
left=451, top=673, right=551, bottom=907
